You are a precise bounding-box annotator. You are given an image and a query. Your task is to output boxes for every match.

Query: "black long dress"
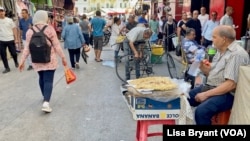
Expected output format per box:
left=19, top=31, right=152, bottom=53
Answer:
left=164, top=23, right=176, bottom=51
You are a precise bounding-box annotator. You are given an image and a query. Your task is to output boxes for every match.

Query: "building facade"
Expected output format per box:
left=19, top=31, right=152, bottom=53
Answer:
left=75, top=0, right=133, bottom=14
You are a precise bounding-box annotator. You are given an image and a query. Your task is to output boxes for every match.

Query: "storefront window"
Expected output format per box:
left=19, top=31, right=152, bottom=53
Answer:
left=178, top=0, right=184, bottom=6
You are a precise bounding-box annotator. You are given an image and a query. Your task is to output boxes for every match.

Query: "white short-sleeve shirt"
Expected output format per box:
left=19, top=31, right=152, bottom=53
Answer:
left=126, top=26, right=146, bottom=42
left=198, top=14, right=209, bottom=30
left=0, top=17, right=16, bottom=41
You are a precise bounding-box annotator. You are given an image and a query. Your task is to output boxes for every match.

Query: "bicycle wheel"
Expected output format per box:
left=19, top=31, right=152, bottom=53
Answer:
left=166, top=53, right=178, bottom=78
left=102, top=35, right=109, bottom=46
left=115, top=54, right=139, bottom=83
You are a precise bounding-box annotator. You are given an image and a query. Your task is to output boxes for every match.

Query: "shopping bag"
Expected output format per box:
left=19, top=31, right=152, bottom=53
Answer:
left=172, top=36, right=179, bottom=48
left=150, top=33, right=158, bottom=42
left=64, top=67, right=76, bottom=84
left=81, top=49, right=88, bottom=64
left=116, top=35, right=126, bottom=43
left=81, top=45, right=89, bottom=64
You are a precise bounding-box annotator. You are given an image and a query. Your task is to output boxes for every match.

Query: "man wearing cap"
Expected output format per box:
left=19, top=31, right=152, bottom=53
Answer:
left=0, top=7, right=19, bottom=73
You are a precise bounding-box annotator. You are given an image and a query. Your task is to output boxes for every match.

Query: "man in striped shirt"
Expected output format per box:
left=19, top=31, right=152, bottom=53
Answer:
left=188, top=25, right=250, bottom=125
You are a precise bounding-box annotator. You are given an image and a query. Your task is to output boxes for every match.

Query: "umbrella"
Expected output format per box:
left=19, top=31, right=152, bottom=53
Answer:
left=81, top=49, right=88, bottom=64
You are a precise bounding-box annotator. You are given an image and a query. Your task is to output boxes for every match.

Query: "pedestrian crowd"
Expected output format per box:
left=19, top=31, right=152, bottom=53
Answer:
left=0, top=6, right=250, bottom=126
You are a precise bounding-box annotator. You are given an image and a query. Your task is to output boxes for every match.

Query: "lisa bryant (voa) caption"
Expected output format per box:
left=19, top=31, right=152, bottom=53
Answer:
left=163, top=125, right=249, bottom=140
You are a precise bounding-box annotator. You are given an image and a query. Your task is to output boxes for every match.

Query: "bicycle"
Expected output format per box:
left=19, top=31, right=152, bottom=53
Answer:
left=114, top=36, right=177, bottom=84
left=103, top=28, right=111, bottom=46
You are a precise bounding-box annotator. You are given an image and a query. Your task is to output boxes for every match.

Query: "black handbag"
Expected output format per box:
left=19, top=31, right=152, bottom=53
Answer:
left=175, top=44, right=181, bottom=56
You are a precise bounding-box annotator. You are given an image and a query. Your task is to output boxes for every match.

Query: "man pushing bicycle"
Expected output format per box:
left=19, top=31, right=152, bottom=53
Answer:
left=123, top=26, right=152, bottom=80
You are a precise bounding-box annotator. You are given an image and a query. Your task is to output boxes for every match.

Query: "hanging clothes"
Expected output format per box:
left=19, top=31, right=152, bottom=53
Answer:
left=29, top=2, right=36, bottom=16
left=53, top=0, right=65, bottom=8
left=4, top=0, right=16, bottom=18
left=16, top=0, right=28, bottom=18
left=47, top=0, right=53, bottom=7
left=0, top=0, right=3, bottom=7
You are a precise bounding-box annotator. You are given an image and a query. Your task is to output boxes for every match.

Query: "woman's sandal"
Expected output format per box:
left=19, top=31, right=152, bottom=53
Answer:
left=95, top=59, right=103, bottom=62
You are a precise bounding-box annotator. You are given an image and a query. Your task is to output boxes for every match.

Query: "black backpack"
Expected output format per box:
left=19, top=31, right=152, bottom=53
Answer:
left=29, top=25, right=52, bottom=63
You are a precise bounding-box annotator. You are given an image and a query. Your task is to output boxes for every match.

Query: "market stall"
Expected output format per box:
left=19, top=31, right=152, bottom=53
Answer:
left=121, top=76, right=193, bottom=140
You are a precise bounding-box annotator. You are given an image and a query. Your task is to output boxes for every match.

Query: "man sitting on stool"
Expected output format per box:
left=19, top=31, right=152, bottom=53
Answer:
left=188, top=25, right=249, bottom=125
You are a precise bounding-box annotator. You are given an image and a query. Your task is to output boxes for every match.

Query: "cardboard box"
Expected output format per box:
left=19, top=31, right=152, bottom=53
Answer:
left=131, top=96, right=180, bottom=110
left=123, top=93, right=180, bottom=120
left=120, top=87, right=181, bottom=120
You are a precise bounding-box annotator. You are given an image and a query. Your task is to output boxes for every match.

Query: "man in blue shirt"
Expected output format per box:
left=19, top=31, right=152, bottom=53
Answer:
left=89, top=10, right=106, bottom=62
left=19, top=9, right=33, bottom=70
left=137, top=11, right=148, bottom=26
left=201, top=11, right=219, bottom=47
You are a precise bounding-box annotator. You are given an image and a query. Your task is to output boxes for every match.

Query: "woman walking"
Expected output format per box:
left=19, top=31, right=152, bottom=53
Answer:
left=163, top=15, right=177, bottom=51
left=18, top=10, right=68, bottom=113
left=109, top=17, right=125, bottom=58
left=62, top=16, right=85, bottom=69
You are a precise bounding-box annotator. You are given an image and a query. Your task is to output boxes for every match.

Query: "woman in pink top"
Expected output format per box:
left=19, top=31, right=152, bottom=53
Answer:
left=18, top=10, right=67, bottom=113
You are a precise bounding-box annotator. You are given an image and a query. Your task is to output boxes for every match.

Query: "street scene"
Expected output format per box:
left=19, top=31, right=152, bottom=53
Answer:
left=0, top=45, right=181, bottom=141
left=1, top=0, right=250, bottom=141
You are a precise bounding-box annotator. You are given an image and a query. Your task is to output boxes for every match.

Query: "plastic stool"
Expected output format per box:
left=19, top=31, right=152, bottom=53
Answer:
left=136, top=120, right=176, bottom=141
left=211, top=110, right=231, bottom=125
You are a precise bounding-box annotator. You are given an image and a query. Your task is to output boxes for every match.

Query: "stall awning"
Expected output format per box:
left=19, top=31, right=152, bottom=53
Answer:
left=101, top=8, right=126, bottom=15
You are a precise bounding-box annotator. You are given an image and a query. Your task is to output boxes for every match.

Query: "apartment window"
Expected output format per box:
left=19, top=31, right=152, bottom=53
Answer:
left=106, top=3, right=109, bottom=8
left=120, top=3, right=122, bottom=8
left=124, top=3, right=127, bottom=8
left=111, top=4, right=113, bottom=8
left=83, top=0, right=87, bottom=1
left=178, top=0, right=184, bottom=6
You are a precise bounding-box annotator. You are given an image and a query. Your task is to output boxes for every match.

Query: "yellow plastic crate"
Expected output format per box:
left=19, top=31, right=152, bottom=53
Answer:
left=151, top=44, right=164, bottom=55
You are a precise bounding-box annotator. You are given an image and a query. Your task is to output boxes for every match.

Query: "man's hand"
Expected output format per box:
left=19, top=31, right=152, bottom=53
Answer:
left=195, top=92, right=209, bottom=102
left=134, top=51, right=139, bottom=58
left=18, top=63, right=25, bottom=72
left=200, top=59, right=211, bottom=76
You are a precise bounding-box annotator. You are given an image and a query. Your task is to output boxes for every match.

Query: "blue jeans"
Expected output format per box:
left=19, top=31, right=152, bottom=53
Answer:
left=188, top=85, right=234, bottom=125
left=123, top=40, right=140, bottom=80
left=83, top=33, right=90, bottom=45
left=38, top=70, right=55, bottom=102
left=68, top=48, right=81, bottom=68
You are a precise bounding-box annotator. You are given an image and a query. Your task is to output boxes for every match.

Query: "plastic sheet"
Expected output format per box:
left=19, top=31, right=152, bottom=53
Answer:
left=102, top=60, right=115, bottom=68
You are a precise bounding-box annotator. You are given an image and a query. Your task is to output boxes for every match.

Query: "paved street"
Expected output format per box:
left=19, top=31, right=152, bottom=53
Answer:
left=0, top=45, right=182, bottom=141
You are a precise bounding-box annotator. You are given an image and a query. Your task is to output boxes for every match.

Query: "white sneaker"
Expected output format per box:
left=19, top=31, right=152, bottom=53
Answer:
left=75, top=63, right=80, bottom=69
left=42, top=102, right=52, bottom=113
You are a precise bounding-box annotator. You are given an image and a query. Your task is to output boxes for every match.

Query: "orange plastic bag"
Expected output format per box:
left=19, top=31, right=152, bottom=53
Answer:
left=64, top=67, right=76, bottom=84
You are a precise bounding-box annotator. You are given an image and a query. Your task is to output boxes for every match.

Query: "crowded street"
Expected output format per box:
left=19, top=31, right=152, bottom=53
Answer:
left=1, top=0, right=250, bottom=140
left=0, top=46, right=180, bottom=141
